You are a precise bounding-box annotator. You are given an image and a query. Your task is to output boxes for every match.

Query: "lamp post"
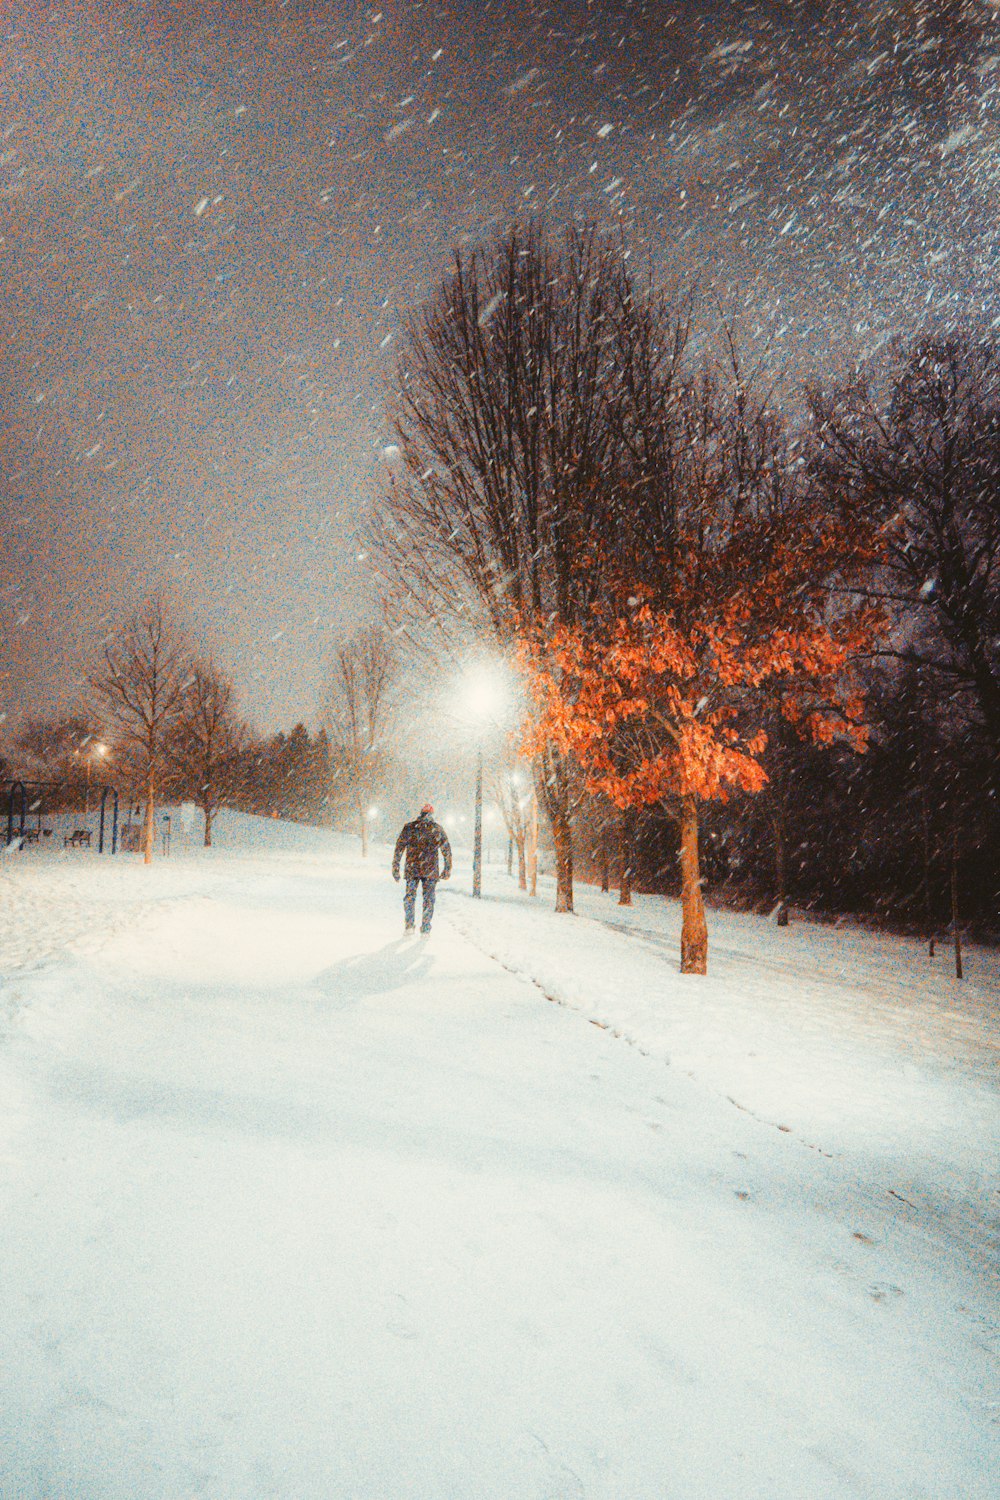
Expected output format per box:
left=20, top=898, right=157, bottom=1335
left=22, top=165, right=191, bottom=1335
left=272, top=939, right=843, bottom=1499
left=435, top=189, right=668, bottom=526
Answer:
left=473, top=748, right=484, bottom=897
left=461, top=662, right=508, bottom=900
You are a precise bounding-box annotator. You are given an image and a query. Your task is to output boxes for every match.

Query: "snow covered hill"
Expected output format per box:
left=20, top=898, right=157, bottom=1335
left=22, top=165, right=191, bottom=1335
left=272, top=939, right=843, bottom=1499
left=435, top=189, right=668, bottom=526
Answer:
left=1, top=812, right=997, bottom=1498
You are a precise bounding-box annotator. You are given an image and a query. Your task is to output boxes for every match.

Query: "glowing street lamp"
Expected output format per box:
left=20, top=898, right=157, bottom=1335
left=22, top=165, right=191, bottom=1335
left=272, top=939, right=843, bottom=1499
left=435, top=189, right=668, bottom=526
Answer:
left=84, top=741, right=108, bottom=815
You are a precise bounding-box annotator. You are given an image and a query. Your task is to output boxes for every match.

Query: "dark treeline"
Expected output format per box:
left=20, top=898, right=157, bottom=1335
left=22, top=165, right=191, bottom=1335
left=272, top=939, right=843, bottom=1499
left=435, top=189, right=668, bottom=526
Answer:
left=575, top=662, right=995, bottom=936
left=221, top=724, right=334, bottom=826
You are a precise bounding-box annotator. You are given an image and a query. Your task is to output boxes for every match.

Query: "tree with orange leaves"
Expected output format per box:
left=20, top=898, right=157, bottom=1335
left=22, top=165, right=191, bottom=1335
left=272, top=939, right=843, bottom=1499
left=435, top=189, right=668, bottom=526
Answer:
left=519, top=369, right=884, bottom=974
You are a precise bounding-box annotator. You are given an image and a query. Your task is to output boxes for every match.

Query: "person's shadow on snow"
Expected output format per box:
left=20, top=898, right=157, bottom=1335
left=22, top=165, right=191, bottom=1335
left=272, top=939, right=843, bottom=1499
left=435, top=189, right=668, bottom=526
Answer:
left=314, top=936, right=434, bottom=1007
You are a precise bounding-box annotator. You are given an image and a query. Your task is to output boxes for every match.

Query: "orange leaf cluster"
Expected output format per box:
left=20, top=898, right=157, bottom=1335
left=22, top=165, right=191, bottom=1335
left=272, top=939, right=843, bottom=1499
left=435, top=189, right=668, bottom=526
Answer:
left=517, top=513, right=884, bottom=813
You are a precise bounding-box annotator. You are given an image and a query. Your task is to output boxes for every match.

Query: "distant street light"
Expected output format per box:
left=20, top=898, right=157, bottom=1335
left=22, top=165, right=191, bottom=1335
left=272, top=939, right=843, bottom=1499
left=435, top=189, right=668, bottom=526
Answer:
left=359, top=804, right=380, bottom=858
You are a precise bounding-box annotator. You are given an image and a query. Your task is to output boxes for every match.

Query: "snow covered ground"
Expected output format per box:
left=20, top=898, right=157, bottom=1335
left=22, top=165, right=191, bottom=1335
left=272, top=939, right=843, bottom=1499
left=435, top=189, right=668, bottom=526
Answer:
left=1, top=811, right=997, bottom=1499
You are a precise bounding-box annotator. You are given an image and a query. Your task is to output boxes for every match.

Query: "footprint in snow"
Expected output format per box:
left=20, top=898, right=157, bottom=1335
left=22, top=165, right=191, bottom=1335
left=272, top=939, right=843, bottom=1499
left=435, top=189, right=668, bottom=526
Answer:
left=386, top=1320, right=420, bottom=1340
left=868, top=1282, right=904, bottom=1302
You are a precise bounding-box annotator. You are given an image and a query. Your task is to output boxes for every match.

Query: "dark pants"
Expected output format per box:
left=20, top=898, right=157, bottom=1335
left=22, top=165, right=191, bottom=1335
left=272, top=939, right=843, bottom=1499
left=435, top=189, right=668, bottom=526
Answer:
left=404, top=876, right=437, bottom=932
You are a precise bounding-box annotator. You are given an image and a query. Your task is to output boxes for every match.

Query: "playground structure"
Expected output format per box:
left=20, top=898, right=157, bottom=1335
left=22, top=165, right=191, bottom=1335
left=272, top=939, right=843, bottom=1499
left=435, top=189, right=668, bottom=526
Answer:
left=4, top=779, right=121, bottom=853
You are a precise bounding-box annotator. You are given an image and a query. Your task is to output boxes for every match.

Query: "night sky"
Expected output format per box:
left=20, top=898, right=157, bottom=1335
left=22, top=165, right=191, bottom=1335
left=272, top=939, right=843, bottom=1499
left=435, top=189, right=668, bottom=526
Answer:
left=2, top=1, right=999, bottom=732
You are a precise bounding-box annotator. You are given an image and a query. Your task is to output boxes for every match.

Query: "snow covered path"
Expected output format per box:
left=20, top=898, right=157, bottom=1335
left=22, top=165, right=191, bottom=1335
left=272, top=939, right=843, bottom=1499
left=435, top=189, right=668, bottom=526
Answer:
left=1, top=821, right=997, bottom=1498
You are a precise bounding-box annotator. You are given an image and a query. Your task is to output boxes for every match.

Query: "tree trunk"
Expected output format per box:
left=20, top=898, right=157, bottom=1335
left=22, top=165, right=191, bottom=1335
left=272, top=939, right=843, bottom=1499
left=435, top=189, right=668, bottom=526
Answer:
left=920, top=777, right=935, bottom=958
left=550, top=801, right=574, bottom=913
left=516, top=831, right=527, bottom=891
left=142, top=765, right=155, bottom=866
left=534, top=749, right=573, bottom=911
left=951, top=829, right=963, bottom=981
left=678, top=793, right=708, bottom=975
left=360, top=807, right=369, bottom=858
left=619, top=807, right=633, bottom=906
left=203, top=798, right=213, bottom=848
left=527, top=795, right=538, bottom=899
left=772, top=795, right=788, bottom=926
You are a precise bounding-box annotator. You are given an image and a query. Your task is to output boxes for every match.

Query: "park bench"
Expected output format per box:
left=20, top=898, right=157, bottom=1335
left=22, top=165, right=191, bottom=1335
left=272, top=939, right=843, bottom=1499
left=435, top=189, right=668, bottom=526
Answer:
left=64, top=829, right=92, bottom=848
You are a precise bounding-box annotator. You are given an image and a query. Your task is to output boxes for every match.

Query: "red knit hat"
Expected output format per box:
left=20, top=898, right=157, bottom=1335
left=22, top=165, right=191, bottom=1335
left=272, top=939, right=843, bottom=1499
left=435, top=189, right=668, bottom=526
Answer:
left=420, top=802, right=434, bottom=815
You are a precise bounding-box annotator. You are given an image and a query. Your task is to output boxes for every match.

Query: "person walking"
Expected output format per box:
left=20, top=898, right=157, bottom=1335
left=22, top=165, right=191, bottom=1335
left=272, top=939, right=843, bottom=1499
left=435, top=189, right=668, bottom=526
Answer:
left=392, top=802, right=452, bottom=934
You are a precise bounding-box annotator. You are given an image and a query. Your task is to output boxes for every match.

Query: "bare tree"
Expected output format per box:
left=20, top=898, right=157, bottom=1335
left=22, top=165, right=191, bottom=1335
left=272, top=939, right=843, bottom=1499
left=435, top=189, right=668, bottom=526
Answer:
left=489, top=760, right=531, bottom=891
left=810, top=333, right=1000, bottom=800
left=15, top=715, right=103, bottom=787
left=170, top=659, right=247, bottom=847
left=91, top=600, right=191, bottom=864
left=322, top=625, right=397, bottom=856
left=373, top=223, right=690, bottom=912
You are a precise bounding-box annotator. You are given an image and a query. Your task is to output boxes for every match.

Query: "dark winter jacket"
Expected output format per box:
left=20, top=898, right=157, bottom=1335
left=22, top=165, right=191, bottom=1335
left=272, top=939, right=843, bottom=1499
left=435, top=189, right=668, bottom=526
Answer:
left=392, top=813, right=452, bottom=881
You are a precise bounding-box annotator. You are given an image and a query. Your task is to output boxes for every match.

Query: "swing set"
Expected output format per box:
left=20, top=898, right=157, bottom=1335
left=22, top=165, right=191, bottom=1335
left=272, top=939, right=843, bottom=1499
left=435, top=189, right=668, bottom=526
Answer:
left=3, top=779, right=121, bottom=853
